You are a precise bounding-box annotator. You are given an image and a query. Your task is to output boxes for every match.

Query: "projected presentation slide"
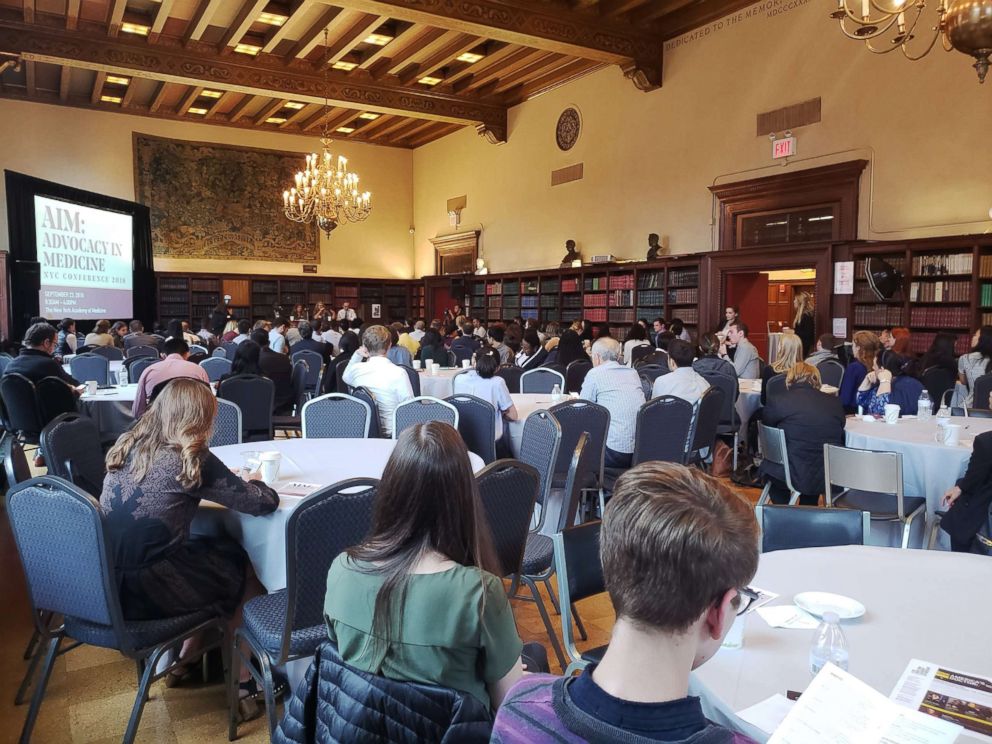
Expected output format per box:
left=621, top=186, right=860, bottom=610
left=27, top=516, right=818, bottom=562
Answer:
left=35, top=195, right=134, bottom=319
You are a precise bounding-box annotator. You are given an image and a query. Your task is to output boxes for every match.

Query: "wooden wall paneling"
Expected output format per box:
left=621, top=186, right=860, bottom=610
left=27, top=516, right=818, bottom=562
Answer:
left=222, top=278, right=250, bottom=306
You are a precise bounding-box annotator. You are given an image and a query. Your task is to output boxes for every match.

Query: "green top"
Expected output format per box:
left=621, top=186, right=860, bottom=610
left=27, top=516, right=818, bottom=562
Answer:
left=324, top=554, right=523, bottom=709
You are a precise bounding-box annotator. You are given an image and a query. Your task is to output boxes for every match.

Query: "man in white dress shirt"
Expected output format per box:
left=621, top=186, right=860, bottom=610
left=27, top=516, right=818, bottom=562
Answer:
left=337, top=302, right=358, bottom=322
left=268, top=319, right=289, bottom=354
left=342, top=325, right=414, bottom=436
left=580, top=337, right=646, bottom=469
left=409, top=320, right=426, bottom=343
left=652, top=340, right=710, bottom=404
left=719, top=322, right=759, bottom=380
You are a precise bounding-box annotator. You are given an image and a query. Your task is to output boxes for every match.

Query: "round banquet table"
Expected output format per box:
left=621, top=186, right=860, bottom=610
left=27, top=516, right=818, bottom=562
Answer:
left=79, top=383, right=139, bottom=444
left=737, top=379, right=762, bottom=440
left=192, top=438, right=485, bottom=591
left=417, top=366, right=462, bottom=399
left=695, top=546, right=991, bottom=743
left=507, top=393, right=569, bottom=457
left=63, top=359, right=124, bottom=379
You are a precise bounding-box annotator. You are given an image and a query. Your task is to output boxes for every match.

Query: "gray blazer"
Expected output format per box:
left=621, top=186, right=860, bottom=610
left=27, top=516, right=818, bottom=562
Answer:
left=726, top=338, right=760, bottom=379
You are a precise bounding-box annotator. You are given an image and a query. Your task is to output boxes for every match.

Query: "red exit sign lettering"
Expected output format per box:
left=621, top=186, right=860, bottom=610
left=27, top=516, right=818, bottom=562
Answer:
left=772, top=136, right=796, bottom=159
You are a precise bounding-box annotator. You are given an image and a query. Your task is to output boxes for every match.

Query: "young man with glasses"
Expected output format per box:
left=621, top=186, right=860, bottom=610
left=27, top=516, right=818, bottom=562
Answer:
left=492, top=462, right=760, bottom=743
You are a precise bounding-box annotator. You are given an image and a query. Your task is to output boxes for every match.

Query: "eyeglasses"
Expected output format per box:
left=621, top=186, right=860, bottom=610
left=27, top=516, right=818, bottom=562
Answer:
left=736, top=586, right=761, bottom=616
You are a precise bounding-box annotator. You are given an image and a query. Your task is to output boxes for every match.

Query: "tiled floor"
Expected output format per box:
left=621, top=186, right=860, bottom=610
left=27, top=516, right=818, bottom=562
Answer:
left=0, top=480, right=758, bottom=743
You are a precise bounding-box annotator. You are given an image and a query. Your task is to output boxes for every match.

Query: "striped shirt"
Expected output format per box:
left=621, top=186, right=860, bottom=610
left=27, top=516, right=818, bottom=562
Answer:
left=579, top=361, right=645, bottom=454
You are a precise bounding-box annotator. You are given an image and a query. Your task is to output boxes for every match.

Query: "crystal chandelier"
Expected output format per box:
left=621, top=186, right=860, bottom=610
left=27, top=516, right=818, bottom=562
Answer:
left=282, top=30, right=372, bottom=237
left=830, top=0, right=992, bottom=82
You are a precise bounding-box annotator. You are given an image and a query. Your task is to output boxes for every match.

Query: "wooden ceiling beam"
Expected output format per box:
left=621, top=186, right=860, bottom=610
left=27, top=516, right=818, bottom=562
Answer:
left=347, top=111, right=396, bottom=135
left=279, top=101, right=318, bottom=128
left=253, top=97, right=288, bottom=124
left=148, top=81, right=170, bottom=112
left=3, top=20, right=508, bottom=140
left=391, top=118, right=437, bottom=143
left=399, top=33, right=481, bottom=84
left=284, top=5, right=344, bottom=59
left=204, top=89, right=237, bottom=119
left=186, top=0, right=226, bottom=45
left=456, top=47, right=545, bottom=92
left=261, top=2, right=311, bottom=53
left=218, top=0, right=270, bottom=50
left=302, top=106, right=359, bottom=132
left=357, top=22, right=420, bottom=69
left=407, top=121, right=461, bottom=148
left=58, top=64, right=70, bottom=101
left=323, top=13, right=386, bottom=66
left=657, top=0, right=758, bottom=39
left=317, top=0, right=662, bottom=89
left=120, top=76, right=139, bottom=107
left=367, top=115, right=419, bottom=141
left=23, top=0, right=34, bottom=24
left=65, top=0, right=81, bottom=30
left=148, top=0, right=176, bottom=42
left=225, top=92, right=256, bottom=121
left=443, top=42, right=517, bottom=86
left=386, top=28, right=458, bottom=76
left=107, top=0, right=127, bottom=37
left=505, top=59, right=601, bottom=102
left=89, top=70, right=106, bottom=104
left=176, top=85, right=204, bottom=114
left=490, top=53, right=567, bottom=94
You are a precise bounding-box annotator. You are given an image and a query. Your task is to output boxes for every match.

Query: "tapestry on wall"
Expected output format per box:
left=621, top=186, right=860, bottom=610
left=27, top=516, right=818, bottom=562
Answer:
left=133, top=134, right=318, bottom=262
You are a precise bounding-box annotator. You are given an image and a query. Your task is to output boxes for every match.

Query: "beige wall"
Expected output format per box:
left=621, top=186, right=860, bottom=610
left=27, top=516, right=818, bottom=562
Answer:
left=413, top=0, right=992, bottom=276
left=0, top=98, right=414, bottom=278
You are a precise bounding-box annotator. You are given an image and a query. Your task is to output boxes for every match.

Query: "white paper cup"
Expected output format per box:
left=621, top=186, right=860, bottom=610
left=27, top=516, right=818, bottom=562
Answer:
left=412, top=360, right=421, bottom=370
left=431, top=363, right=439, bottom=375
left=86, top=380, right=98, bottom=395
left=462, top=359, right=471, bottom=369
left=883, top=404, right=901, bottom=424
left=721, top=615, right=745, bottom=649
left=934, top=424, right=962, bottom=446
left=259, top=451, right=282, bottom=484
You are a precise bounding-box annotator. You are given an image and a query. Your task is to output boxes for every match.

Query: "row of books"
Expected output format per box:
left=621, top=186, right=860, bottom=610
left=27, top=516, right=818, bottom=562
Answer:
left=980, top=255, right=992, bottom=278
left=910, top=253, right=973, bottom=275
left=638, top=289, right=665, bottom=305
left=637, top=271, right=665, bottom=290
left=561, top=278, right=580, bottom=292
left=908, top=306, right=972, bottom=328
left=671, top=308, right=700, bottom=324
left=853, top=283, right=902, bottom=303
left=610, top=290, right=634, bottom=306
left=608, top=274, right=635, bottom=289
left=669, top=288, right=699, bottom=304
left=189, top=279, right=218, bottom=292
left=853, top=305, right=904, bottom=326
left=583, top=277, right=608, bottom=291
left=669, top=269, right=699, bottom=287
left=609, top=309, right=636, bottom=323
left=584, top=308, right=608, bottom=322
left=521, top=296, right=538, bottom=308
left=540, top=280, right=559, bottom=293
left=582, top=293, right=608, bottom=308
left=160, top=291, right=190, bottom=303
left=980, top=283, right=992, bottom=307
left=983, top=312, right=992, bottom=326
left=159, top=279, right=189, bottom=291
left=908, top=280, right=971, bottom=302
left=485, top=283, right=502, bottom=295
left=909, top=332, right=971, bottom=356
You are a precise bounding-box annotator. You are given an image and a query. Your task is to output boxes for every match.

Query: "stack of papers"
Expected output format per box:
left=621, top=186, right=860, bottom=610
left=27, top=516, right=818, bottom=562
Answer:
left=277, top=482, right=322, bottom=497
left=756, top=605, right=820, bottom=630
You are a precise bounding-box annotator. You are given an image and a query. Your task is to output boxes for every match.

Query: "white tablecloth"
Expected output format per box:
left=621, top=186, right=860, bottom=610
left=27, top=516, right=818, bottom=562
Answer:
left=696, top=546, right=991, bottom=743
left=417, top=367, right=462, bottom=399
left=507, top=393, right=566, bottom=457
left=79, top=383, right=139, bottom=443
left=193, top=438, right=485, bottom=591
left=63, top=359, right=124, bottom=378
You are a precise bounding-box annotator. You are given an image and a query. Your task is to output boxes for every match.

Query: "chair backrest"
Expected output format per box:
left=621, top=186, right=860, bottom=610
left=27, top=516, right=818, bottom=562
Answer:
left=127, top=356, right=158, bottom=383
left=209, top=398, right=243, bottom=447
left=6, top=477, right=130, bottom=648
left=126, top=345, right=159, bottom=359
left=547, top=399, right=609, bottom=487
left=564, top=360, right=592, bottom=393
left=0, top=373, right=44, bottom=440
left=446, top=349, right=458, bottom=367
left=823, top=444, right=910, bottom=517
left=223, top=342, right=239, bottom=361
left=302, top=393, right=371, bottom=439
left=283, top=478, right=377, bottom=661
left=520, top=367, right=565, bottom=394
left=638, top=349, right=669, bottom=368
left=973, top=373, right=992, bottom=409
left=632, top=395, right=694, bottom=466
left=189, top=344, right=208, bottom=357
left=553, top=432, right=596, bottom=533
left=629, top=343, right=654, bottom=367
left=40, top=413, right=106, bottom=497
left=757, top=505, right=870, bottom=553
left=350, top=387, right=382, bottom=438
left=920, top=366, right=956, bottom=407
left=211, top=346, right=228, bottom=358
left=517, top=410, right=562, bottom=507
left=476, top=459, right=540, bottom=577
left=401, top=364, right=421, bottom=396
left=69, top=353, right=110, bottom=386
left=965, top=407, right=992, bottom=419
left=292, top=350, right=324, bottom=394
left=446, top=394, right=497, bottom=464
left=290, top=359, right=310, bottom=414
left=217, top=374, right=275, bottom=441
left=3, top=435, right=32, bottom=487
left=392, top=396, right=459, bottom=439
left=817, top=359, right=846, bottom=388
left=334, top=356, right=352, bottom=394
left=93, top=345, right=124, bottom=361
left=697, top=369, right=738, bottom=429
left=496, top=366, right=523, bottom=394
left=552, top=521, right=604, bottom=664
left=36, top=376, right=79, bottom=426
left=765, top=373, right=787, bottom=401
left=689, top=386, right=725, bottom=456
left=757, top=422, right=798, bottom=494
left=636, top=364, right=668, bottom=398
left=199, top=356, right=232, bottom=382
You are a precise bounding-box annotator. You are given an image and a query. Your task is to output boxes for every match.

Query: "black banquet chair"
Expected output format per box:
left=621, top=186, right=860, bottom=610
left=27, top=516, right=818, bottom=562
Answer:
left=496, top=366, right=524, bottom=394
left=0, top=373, right=45, bottom=445
left=686, top=386, right=725, bottom=469
left=973, top=373, right=992, bottom=409
left=90, top=345, right=124, bottom=362
left=126, top=345, right=159, bottom=360
left=69, top=353, right=110, bottom=386
left=757, top=505, right=870, bottom=553
left=301, top=393, right=372, bottom=439
left=446, top=393, right=498, bottom=464
left=632, top=395, right=694, bottom=466
left=36, top=376, right=79, bottom=426
left=218, top=375, right=275, bottom=442
left=350, top=387, right=383, bottom=438
left=39, top=413, right=106, bottom=497
left=209, top=399, right=242, bottom=447
left=816, top=359, right=846, bottom=389
left=564, top=359, right=592, bottom=393
left=200, top=356, right=232, bottom=382
left=921, top=366, right=957, bottom=407
left=552, top=520, right=606, bottom=676
left=392, top=396, right=459, bottom=439
left=291, top=349, right=323, bottom=397
left=6, top=476, right=229, bottom=744
left=698, top=369, right=741, bottom=471
left=765, top=373, right=787, bottom=401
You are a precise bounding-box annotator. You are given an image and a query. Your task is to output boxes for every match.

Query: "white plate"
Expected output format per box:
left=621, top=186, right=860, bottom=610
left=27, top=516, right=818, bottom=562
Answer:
left=793, top=591, right=866, bottom=620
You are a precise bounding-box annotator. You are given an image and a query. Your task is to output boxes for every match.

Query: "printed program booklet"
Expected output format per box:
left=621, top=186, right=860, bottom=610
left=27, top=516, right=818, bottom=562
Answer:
left=891, top=659, right=992, bottom=743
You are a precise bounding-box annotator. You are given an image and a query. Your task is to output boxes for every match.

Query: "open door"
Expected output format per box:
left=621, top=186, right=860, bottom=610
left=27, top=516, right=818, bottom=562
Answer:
left=726, top=272, right=769, bottom=359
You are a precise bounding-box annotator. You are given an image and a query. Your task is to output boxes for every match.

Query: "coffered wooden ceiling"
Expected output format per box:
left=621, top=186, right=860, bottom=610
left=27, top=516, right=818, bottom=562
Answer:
left=0, top=0, right=752, bottom=148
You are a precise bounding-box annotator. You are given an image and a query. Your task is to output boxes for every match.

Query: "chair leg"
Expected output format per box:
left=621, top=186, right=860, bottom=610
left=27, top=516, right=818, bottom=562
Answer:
left=572, top=604, right=588, bottom=642
left=732, top=433, right=739, bottom=473
left=756, top=483, right=772, bottom=507
left=788, top=490, right=801, bottom=506
left=926, top=515, right=943, bottom=550
left=521, top=577, right=566, bottom=671
left=228, top=635, right=244, bottom=742
left=507, top=574, right=520, bottom=598
left=22, top=629, right=39, bottom=661
left=20, top=635, right=61, bottom=744
left=257, top=649, right=279, bottom=738
left=123, top=646, right=163, bottom=744
left=14, top=635, right=45, bottom=706
left=543, top=577, right=561, bottom=615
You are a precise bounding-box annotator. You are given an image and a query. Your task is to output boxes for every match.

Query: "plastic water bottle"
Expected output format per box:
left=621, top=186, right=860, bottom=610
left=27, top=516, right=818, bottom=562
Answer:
left=809, top=611, right=848, bottom=678
left=118, top=364, right=128, bottom=386
left=918, top=390, right=932, bottom=421
left=551, top=383, right=562, bottom=402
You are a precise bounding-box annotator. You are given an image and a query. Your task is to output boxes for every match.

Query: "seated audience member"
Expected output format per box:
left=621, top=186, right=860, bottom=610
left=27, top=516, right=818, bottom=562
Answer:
left=5, top=322, right=82, bottom=390
left=285, top=321, right=302, bottom=348
left=111, top=320, right=129, bottom=349
left=132, top=337, right=210, bottom=418
left=759, top=363, right=845, bottom=506
left=591, top=322, right=611, bottom=341
left=85, top=319, right=115, bottom=348
left=453, top=349, right=518, bottom=445
left=857, top=350, right=924, bottom=416
left=395, top=322, right=421, bottom=358
left=472, top=317, right=489, bottom=339
left=655, top=331, right=676, bottom=351
left=320, top=319, right=343, bottom=350
left=516, top=330, right=548, bottom=370
left=652, top=317, right=667, bottom=344
left=417, top=328, right=449, bottom=367
left=268, top=319, right=289, bottom=354
left=504, top=322, right=523, bottom=356
left=580, top=338, right=645, bottom=469
left=124, top=320, right=160, bottom=351
left=180, top=321, right=200, bottom=346
left=839, top=330, right=880, bottom=413
left=492, top=462, right=759, bottom=743
left=550, top=329, right=590, bottom=369
left=719, top=322, right=759, bottom=379
left=652, top=339, right=710, bottom=404
left=208, top=303, right=231, bottom=337
left=231, top=319, right=252, bottom=345
left=409, top=320, right=426, bottom=343
left=252, top=328, right=294, bottom=415
left=222, top=340, right=263, bottom=382
left=941, top=430, right=992, bottom=552
left=102, top=378, right=278, bottom=708
left=219, top=320, right=238, bottom=343
left=693, top=333, right=737, bottom=380
left=669, top=318, right=691, bottom=342
left=386, top=326, right=414, bottom=367
left=805, top=333, right=839, bottom=367
left=57, top=318, right=78, bottom=356
left=197, top=317, right=216, bottom=347
left=542, top=322, right=561, bottom=354
left=760, top=332, right=802, bottom=405
left=290, top=320, right=330, bottom=364
left=958, top=326, right=992, bottom=407
left=451, top=321, right=484, bottom=364
left=621, top=323, right=651, bottom=367
left=342, top=325, right=415, bottom=436
left=488, top=326, right=512, bottom=365
left=325, top=422, right=540, bottom=711
left=889, top=326, right=911, bottom=355
left=920, top=332, right=958, bottom=378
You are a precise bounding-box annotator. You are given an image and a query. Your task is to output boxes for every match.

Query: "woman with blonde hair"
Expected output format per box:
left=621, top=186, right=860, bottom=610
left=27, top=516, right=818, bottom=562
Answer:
left=839, top=330, right=881, bottom=412
left=101, top=378, right=278, bottom=694
left=759, top=361, right=845, bottom=505
left=760, top=332, right=802, bottom=405
left=792, top=291, right=815, bottom=355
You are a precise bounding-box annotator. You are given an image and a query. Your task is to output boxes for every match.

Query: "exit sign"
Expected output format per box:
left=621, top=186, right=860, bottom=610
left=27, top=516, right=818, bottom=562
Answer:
left=772, top=136, right=796, bottom=159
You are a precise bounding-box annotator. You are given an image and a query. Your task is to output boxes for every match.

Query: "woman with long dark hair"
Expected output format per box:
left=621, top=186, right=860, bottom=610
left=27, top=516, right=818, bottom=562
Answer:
left=920, top=332, right=958, bottom=376
left=959, top=326, right=992, bottom=406
left=324, top=422, right=526, bottom=710
left=554, top=329, right=590, bottom=368
left=856, top=350, right=925, bottom=416
left=839, top=330, right=880, bottom=413
left=221, top=340, right=262, bottom=381
left=622, top=323, right=649, bottom=366
left=416, top=328, right=449, bottom=366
